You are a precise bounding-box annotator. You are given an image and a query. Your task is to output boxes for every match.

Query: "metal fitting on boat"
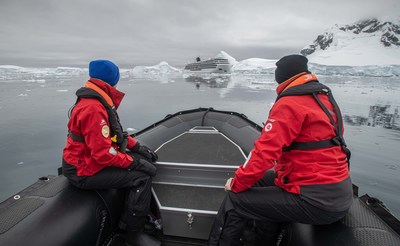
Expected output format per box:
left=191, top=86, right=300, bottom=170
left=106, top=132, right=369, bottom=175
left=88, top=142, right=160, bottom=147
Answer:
left=187, top=212, right=194, bottom=230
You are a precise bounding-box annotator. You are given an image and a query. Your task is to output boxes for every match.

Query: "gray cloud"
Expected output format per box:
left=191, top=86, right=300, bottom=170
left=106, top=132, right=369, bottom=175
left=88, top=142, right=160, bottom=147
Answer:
left=0, top=0, right=399, bottom=68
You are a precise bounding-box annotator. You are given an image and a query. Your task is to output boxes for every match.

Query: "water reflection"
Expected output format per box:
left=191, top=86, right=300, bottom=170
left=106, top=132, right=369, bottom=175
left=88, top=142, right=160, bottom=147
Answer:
left=344, top=104, right=400, bottom=130
left=1, top=74, right=400, bottom=218
left=184, top=75, right=231, bottom=88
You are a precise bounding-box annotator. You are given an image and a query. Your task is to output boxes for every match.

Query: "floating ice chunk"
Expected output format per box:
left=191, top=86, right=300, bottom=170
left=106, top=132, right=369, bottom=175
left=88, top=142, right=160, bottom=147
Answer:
left=24, top=79, right=46, bottom=83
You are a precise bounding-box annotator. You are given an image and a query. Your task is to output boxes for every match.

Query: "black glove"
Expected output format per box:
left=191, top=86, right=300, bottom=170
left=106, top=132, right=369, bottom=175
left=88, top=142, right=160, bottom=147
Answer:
left=130, top=143, right=158, bottom=162
left=128, top=153, right=157, bottom=177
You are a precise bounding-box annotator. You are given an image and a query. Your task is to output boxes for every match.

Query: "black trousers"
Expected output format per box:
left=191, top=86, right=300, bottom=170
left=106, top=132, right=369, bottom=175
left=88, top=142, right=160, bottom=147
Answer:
left=63, top=162, right=152, bottom=232
left=208, top=171, right=347, bottom=246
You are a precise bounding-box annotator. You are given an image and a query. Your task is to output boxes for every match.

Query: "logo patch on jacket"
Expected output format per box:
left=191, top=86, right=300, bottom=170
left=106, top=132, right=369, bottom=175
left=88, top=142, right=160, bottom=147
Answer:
left=264, top=123, right=273, bottom=132
left=102, top=125, right=110, bottom=138
left=109, top=147, right=117, bottom=155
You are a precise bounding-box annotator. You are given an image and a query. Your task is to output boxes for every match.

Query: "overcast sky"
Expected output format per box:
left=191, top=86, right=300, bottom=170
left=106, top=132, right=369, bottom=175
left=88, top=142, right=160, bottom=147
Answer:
left=0, top=0, right=399, bottom=68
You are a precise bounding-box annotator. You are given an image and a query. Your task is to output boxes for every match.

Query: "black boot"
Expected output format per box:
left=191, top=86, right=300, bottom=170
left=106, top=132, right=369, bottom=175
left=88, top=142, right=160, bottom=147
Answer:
left=124, top=230, right=161, bottom=246
left=254, top=220, right=280, bottom=246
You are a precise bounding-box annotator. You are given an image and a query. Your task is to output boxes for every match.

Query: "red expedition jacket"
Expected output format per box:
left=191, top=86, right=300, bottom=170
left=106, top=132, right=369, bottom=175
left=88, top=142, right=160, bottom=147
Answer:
left=231, top=74, right=352, bottom=211
left=63, top=78, right=137, bottom=176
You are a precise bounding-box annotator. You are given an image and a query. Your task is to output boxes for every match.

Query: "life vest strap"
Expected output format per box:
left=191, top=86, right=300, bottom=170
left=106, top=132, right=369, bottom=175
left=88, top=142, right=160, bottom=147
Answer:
left=71, top=86, right=125, bottom=147
left=85, top=81, right=114, bottom=108
left=277, top=81, right=351, bottom=164
left=283, top=136, right=342, bottom=151
left=68, top=131, right=85, bottom=143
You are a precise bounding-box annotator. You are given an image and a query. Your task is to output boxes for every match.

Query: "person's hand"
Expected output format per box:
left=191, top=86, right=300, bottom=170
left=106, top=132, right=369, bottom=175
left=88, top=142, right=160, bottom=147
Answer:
left=225, top=178, right=233, bottom=192
left=127, top=153, right=157, bottom=177
left=130, top=143, right=158, bottom=162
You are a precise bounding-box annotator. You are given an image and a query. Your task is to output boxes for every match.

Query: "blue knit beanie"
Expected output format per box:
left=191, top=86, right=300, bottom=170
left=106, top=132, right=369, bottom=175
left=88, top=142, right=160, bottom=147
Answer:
left=89, top=60, right=120, bottom=86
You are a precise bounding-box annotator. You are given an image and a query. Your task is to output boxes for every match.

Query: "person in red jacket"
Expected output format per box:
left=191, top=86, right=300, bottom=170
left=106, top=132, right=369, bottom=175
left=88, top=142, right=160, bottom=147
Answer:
left=62, top=60, right=160, bottom=246
left=208, top=55, right=353, bottom=246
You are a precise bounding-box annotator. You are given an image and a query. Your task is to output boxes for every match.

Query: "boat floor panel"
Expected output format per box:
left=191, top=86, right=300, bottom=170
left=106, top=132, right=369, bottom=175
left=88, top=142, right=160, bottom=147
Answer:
left=156, top=132, right=245, bottom=165
left=153, top=184, right=225, bottom=211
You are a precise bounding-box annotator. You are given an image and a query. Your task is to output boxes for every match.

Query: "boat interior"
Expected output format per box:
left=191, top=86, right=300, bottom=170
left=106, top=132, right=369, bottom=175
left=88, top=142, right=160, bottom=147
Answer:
left=1, top=108, right=400, bottom=246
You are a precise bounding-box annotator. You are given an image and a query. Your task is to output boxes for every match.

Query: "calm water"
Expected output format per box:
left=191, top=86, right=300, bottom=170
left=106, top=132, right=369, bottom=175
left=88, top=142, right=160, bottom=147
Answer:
left=0, top=73, right=399, bottom=218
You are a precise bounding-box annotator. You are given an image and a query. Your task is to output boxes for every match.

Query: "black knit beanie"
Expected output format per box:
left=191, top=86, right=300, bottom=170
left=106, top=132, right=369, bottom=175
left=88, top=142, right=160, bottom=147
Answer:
left=275, top=55, right=310, bottom=84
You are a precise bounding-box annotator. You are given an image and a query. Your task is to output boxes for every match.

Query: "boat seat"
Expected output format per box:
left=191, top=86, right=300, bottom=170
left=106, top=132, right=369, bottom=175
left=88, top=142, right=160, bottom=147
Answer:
left=0, top=175, right=125, bottom=246
left=282, top=197, right=400, bottom=246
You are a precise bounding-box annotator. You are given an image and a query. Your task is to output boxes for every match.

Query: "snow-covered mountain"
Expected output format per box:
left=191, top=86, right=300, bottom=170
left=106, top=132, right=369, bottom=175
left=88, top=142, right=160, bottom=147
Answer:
left=301, top=17, right=400, bottom=66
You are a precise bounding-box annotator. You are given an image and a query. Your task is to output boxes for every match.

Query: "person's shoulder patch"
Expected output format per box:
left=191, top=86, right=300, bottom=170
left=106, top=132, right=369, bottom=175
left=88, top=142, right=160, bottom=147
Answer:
left=264, top=122, right=273, bottom=132
left=102, top=125, right=110, bottom=138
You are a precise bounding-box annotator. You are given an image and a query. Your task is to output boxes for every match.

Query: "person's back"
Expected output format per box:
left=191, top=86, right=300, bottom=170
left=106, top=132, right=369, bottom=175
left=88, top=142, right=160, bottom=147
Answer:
left=208, top=55, right=352, bottom=246
left=63, top=78, right=134, bottom=176
left=62, top=60, right=160, bottom=246
left=271, top=78, right=353, bottom=212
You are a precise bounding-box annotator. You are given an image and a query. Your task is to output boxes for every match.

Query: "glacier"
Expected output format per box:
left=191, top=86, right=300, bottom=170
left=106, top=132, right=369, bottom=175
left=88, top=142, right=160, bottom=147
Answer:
left=1, top=49, right=400, bottom=80
left=2, top=60, right=399, bottom=80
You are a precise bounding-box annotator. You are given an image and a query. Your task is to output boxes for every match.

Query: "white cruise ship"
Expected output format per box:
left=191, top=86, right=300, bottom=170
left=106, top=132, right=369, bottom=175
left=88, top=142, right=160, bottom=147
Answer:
left=184, top=56, right=231, bottom=74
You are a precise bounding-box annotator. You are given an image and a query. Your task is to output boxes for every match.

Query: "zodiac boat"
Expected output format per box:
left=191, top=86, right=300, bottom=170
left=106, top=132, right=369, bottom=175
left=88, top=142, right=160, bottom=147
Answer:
left=1, top=108, right=399, bottom=246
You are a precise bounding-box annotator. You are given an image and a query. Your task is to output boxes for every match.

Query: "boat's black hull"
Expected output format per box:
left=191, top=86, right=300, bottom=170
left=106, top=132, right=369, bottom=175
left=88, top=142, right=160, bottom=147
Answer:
left=0, top=175, right=124, bottom=246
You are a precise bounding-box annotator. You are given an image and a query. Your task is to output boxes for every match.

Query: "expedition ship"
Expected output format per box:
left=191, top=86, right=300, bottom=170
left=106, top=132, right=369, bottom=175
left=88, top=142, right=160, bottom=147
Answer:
left=184, top=56, right=231, bottom=74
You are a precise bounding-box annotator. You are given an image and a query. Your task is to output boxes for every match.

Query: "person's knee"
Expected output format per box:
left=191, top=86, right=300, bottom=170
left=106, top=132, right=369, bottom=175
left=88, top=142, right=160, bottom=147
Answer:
left=128, top=172, right=152, bottom=187
left=141, top=175, right=152, bottom=188
left=226, top=192, right=237, bottom=208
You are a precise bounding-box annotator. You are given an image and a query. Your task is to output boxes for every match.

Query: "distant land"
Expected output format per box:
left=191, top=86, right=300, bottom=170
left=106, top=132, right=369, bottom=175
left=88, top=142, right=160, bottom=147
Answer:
left=301, top=17, right=400, bottom=66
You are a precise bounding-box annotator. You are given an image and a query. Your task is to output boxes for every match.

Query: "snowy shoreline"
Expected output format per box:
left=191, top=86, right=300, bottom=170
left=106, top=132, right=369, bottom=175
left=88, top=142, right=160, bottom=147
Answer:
left=2, top=61, right=400, bottom=80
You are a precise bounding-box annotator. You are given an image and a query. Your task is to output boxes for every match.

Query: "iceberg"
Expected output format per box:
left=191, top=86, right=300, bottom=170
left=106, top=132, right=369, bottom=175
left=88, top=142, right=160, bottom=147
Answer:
left=131, top=61, right=182, bottom=78
left=0, top=65, right=87, bottom=80
left=53, top=67, right=86, bottom=76
left=215, top=51, right=238, bottom=65
left=232, top=58, right=276, bottom=74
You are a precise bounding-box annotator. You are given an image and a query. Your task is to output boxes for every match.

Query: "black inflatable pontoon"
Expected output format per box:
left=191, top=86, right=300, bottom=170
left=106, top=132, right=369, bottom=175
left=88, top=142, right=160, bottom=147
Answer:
left=1, top=108, right=400, bottom=246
